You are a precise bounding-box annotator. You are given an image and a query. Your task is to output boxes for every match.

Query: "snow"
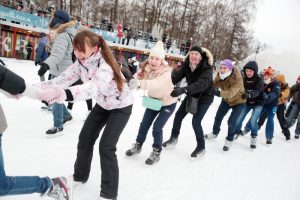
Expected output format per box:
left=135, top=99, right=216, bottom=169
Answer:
left=1, top=57, right=300, bottom=200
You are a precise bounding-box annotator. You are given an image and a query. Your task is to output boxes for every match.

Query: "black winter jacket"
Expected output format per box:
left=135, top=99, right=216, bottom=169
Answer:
left=243, top=74, right=265, bottom=106
left=0, top=63, right=26, bottom=94
left=172, top=49, right=214, bottom=104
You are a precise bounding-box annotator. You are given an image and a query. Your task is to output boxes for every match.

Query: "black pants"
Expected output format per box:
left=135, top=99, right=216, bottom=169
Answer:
left=73, top=104, right=132, bottom=199
left=258, top=104, right=290, bottom=136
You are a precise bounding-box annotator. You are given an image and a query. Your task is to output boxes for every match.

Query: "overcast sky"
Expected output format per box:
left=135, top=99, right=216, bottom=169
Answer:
left=253, top=0, right=300, bottom=53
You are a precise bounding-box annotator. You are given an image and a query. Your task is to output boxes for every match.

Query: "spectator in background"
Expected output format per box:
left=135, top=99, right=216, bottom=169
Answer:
left=166, top=38, right=172, bottom=53
left=25, top=40, right=33, bottom=60
left=117, top=23, right=123, bottom=44
left=35, top=32, right=48, bottom=81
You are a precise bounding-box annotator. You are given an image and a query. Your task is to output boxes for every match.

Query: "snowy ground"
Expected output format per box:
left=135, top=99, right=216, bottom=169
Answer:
left=1, top=57, right=300, bottom=200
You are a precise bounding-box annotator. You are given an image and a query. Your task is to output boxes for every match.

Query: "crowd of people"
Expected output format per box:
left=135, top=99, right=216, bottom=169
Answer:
left=1, top=8, right=300, bottom=200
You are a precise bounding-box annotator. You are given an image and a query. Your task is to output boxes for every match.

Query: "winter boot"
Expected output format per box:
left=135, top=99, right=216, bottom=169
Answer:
left=204, top=133, right=217, bottom=139
left=162, top=137, right=178, bottom=148
left=223, top=140, right=232, bottom=151
left=47, top=177, right=69, bottom=200
left=250, top=136, right=257, bottom=149
left=295, top=133, right=300, bottom=139
left=190, top=148, right=206, bottom=159
left=46, top=127, right=64, bottom=138
left=145, top=147, right=161, bottom=165
left=98, top=196, right=117, bottom=200
left=266, top=138, right=272, bottom=144
left=125, top=142, right=142, bottom=156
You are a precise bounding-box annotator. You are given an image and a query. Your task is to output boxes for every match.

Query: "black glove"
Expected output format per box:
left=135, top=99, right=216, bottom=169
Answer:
left=38, top=63, right=49, bottom=76
left=170, top=87, right=187, bottom=97
left=214, top=88, right=221, bottom=97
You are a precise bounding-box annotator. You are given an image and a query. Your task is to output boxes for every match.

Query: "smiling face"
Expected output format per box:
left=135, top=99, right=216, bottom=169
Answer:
left=245, top=68, right=254, bottom=78
left=219, top=64, right=230, bottom=74
left=148, top=56, right=162, bottom=70
left=189, top=51, right=202, bottom=65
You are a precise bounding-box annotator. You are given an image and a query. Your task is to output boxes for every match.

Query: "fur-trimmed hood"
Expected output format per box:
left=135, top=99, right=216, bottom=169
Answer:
left=184, top=47, right=214, bottom=65
left=53, top=21, right=76, bottom=34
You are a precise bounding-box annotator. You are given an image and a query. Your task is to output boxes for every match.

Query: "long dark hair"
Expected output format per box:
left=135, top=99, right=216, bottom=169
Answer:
left=73, top=30, right=125, bottom=92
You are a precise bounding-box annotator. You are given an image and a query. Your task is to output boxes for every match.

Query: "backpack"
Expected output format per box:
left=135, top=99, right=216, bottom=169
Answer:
left=67, top=33, right=77, bottom=63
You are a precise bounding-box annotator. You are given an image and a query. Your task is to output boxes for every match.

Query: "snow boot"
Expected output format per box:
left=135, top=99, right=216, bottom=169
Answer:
left=125, top=141, right=142, bottom=156
left=145, top=147, right=161, bottom=165
left=204, top=133, right=217, bottom=139
left=223, top=140, right=232, bottom=151
left=46, top=127, right=64, bottom=138
left=266, top=138, right=272, bottom=144
left=250, top=136, right=257, bottom=149
left=190, top=148, right=206, bottom=160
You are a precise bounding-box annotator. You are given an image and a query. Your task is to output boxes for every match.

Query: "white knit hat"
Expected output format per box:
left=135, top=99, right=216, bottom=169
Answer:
left=149, top=41, right=165, bottom=60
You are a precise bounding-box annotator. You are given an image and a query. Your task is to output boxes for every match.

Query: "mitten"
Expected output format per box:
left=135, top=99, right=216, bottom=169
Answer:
left=38, top=85, right=66, bottom=105
left=38, top=63, right=49, bottom=76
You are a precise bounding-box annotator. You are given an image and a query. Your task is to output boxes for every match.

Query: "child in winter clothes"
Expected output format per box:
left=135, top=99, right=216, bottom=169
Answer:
left=255, top=67, right=280, bottom=144
left=125, top=41, right=177, bottom=165
left=38, top=30, right=133, bottom=200
left=204, top=59, right=246, bottom=151
left=0, top=63, right=69, bottom=199
left=162, top=45, right=214, bottom=159
left=233, top=61, right=264, bottom=149
left=256, top=74, right=291, bottom=140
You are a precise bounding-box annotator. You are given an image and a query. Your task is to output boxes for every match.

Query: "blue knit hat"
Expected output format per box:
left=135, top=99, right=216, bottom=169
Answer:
left=49, top=10, right=70, bottom=29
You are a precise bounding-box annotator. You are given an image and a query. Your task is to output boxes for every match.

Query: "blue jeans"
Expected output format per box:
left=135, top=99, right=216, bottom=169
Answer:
left=52, top=103, right=72, bottom=128
left=245, top=105, right=277, bottom=139
left=212, top=100, right=245, bottom=141
left=235, top=104, right=263, bottom=137
left=0, top=134, right=52, bottom=196
left=50, top=74, right=72, bottom=128
left=171, top=97, right=211, bottom=150
left=137, top=103, right=176, bottom=149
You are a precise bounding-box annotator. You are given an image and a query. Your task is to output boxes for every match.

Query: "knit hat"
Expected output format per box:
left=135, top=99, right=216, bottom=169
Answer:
left=263, top=66, right=275, bottom=76
left=243, top=61, right=258, bottom=73
left=220, top=59, right=233, bottom=70
left=190, top=45, right=203, bottom=55
left=149, top=41, right=165, bottom=60
left=297, top=75, right=300, bottom=81
left=49, top=10, right=70, bottom=29
left=275, top=74, right=286, bottom=84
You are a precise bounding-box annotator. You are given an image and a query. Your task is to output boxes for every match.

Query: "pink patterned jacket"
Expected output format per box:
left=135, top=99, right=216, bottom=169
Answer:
left=38, top=51, right=134, bottom=110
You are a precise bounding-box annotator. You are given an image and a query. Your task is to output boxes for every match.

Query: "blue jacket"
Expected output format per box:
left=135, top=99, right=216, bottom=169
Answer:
left=35, top=36, right=48, bottom=64
left=263, top=79, right=280, bottom=106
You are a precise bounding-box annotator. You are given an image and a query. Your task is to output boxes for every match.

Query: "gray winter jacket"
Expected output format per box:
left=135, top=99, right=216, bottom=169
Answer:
left=44, top=26, right=76, bottom=77
left=0, top=104, right=7, bottom=133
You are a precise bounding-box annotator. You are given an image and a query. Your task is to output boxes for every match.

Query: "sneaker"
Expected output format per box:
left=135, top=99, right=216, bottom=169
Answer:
left=204, top=133, right=217, bottom=139
left=63, top=116, right=73, bottom=124
left=162, top=137, right=178, bottom=148
left=240, top=129, right=250, bottom=136
left=295, top=134, right=300, bottom=139
left=125, top=142, right=142, bottom=156
left=190, top=148, right=205, bottom=159
left=47, top=177, right=69, bottom=200
left=223, top=140, right=232, bottom=151
left=250, top=136, right=257, bottom=149
left=46, top=127, right=63, bottom=138
left=145, top=148, right=161, bottom=165
left=266, top=139, right=272, bottom=144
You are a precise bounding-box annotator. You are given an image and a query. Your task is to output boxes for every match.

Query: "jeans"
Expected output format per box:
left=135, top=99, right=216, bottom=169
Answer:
left=136, top=103, right=176, bottom=150
left=245, top=105, right=277, bottom=139
left=171, top=97, right=211, bottom=150
left=212, top=100, right=245, bottom=141
left=0, top=134, right=52, bottom=196
left=235, top=104, right=263, bottom=137
left=49, top=74, right=72, bottom=128
left=73, top=104, right=132, bottom=199
left=295, top=112, right=300, bottom=134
